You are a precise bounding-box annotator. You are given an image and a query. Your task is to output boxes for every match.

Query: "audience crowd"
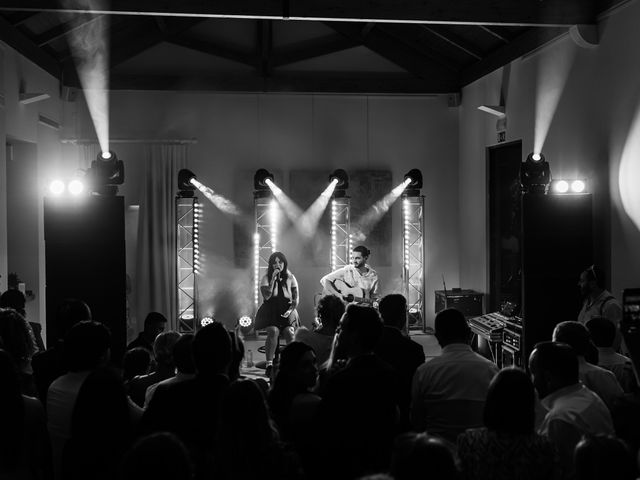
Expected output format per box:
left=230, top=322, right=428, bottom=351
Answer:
left=1, top=283, right=640, bottom=480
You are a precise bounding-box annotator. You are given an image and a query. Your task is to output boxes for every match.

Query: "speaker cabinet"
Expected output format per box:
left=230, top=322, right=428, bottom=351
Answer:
left=44, top=196, right=126, bottom=362
left=520, top=193, right=593, bottom=364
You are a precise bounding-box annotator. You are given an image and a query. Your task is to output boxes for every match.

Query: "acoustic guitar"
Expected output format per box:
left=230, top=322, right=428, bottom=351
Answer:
left=323, top=278, right=377, bottom=306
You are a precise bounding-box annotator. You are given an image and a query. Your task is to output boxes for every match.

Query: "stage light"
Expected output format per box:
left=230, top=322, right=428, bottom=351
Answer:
left=329, top=169, right=349, bottom=188
left=88, top=150, right=124, bottom=195
left=404, top=169, right=423, bottom=189
left=521, top=152, right=551, bottom=194
left=178, top=169, right=197, bottom=197
left=201, top=316, right=214, bottom=327
left=239, top=315, right=253, bottom=328
left=553, top=180, right=569, bottom=194
left=49, top=180, right=65, bottom=195
left=254, top=169, right=274, bottom=191
left=571, top=180, right=586, bottom=193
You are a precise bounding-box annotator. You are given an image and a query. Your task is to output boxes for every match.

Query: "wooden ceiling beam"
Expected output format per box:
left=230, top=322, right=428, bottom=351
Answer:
left=271, top=34, right=361, bottom=67
left=35, top=14, right=104, bottom=47
left=0, top=0, right=626, bottom=26
left=421, top=25, right=483, bottom=60
left=167, top=36, right=256, bottom=67
left=478, top=25, right=510, bottom=44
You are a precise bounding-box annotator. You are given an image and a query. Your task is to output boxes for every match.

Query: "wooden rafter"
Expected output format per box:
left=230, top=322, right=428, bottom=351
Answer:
left=271, top=34, right=361, bottom=67
left=168, top=36, right=255, bottom=67
left=35, top=14, right=104, bottom=47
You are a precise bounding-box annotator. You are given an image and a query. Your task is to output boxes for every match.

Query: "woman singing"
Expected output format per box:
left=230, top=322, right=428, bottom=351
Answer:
left=255, top=252, right=300, bottom=376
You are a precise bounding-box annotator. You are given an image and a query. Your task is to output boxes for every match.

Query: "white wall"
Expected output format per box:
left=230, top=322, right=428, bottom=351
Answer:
left=459, top=2, right=640, bottom=301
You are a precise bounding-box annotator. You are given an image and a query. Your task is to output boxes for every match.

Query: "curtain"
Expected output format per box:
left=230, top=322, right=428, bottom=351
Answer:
left=135, top=144, right=187, bottom=332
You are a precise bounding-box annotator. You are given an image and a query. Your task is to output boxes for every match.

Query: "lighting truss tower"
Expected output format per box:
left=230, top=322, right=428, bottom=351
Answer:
left=176, top=196, right=201, bottom=333
left=254, top=192, right=278, bottom=310
left=331, top=197, right=351, bottom=271
left=402, top=195, right=426, bottom=331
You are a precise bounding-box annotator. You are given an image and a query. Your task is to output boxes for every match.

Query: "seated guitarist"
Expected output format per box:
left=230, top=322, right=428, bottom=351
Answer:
left=320, top=245, right=379, bottom=305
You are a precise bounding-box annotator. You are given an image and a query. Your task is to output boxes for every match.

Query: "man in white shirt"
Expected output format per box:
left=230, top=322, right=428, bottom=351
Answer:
left=320, top=245, right=379, bottom=305
left=530, top=341, right=614, bottom=472
left=410, top=308, right=498, bottom=443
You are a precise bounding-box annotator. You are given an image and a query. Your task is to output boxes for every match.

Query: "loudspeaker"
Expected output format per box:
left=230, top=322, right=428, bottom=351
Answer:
left=520, top=193, right=593, bottom=363
left=44, top=196, right=126, bottom=362
left=435, top=289, right=484, bottom=317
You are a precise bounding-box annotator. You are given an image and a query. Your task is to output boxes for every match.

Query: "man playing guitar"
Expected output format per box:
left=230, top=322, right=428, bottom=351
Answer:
left=320, top=245, right=379, bottom=306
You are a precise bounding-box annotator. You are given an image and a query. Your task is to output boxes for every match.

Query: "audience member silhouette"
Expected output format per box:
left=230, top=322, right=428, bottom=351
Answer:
left=126, top=312, right=167, bottom=354
left=214, top=379, right=303, bottom=480
left=122, top=347, right=152, bottom=383
left=375, top=293, right=425, bottom=428
left=47, top=320, right=111, bottom=479
left=269, top=341, right=320, bottom=442
left=32, top=298, right=92, bottom=403
left=553, top=321, right=623, bottom=410
left=228, top=330, right=245, bottom=382
left=411, top=308, right=498, bottom=443
left=586, top=316, right=637, bottom=393
left=141, top=321, right=232, bottom=479
left=457, top=367, right=557, bottom=480
left=295, top=294, right=345, bottom=367
left=128, top=330, right=180, bottom=408
left=0, top=349, right=52, bottom=479
left=390, top=433, right=458, bottom=480
left=62, top=367, right=133, bottom=480
left=529, top=341, right=614, bottom=473
left=574, top=434, right=637, bottom=480
left=318, top=304, right=401, bottom=480
left=144, top=333, right=195, bottom=408
left=0, top=307, right=38, bottom=396
left=0, top=288, right=45, bottom=352
left=120, top=432, right=193, bottom=480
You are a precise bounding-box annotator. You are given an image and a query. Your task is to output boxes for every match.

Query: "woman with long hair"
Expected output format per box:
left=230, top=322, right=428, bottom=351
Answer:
left=255, top=252, right=300, bottom=376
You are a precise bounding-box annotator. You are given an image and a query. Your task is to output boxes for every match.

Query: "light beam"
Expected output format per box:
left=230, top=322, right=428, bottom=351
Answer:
left=352, top=179, right=411, bottom=241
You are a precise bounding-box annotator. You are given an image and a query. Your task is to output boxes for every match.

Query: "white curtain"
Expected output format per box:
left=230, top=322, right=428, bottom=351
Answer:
left=135, top=144, right=187, bottom=331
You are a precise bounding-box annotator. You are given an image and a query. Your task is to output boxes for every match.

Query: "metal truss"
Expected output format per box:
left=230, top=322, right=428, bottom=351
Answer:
left=176, top=196, right=200, bottom=333
left=402, top=195, right=426, bottom=331
left=330, top=197, right=351, bottom=271
left=254, top=194, right=278, bottom=309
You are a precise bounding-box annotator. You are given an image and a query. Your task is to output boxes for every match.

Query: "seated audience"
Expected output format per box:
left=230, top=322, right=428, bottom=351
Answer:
left=586, top=316, right=637, bottom=393
left=120, top=433, right=193, bottom=480
left=141, top=322, right=232, bottom=478
left=458, top=368, right=558, bottom=480
left=553, top=321, right=623, bottom=410
left=318, top=304, right=401, bottom=480
left=47, top=320, right=111, bottom=478
left=61, top=367, right=134, bottom=480
left=269, top=342, right=320, bottom=442
left=391, top=433, right=458, bottom=480
left=529, top=341, right=614, bottom=472
left=574, top=434, right=637, bottom=480
left=32, top=298, right=91, bottom=403
left=0, top=349, right=52, bottom=479
left=144, top=334, right=195, bottom=407
left=126, top=311, right=167, bottom=354
left=214, top=379, right=303, bottom=480
left=375, top=293, right=425, bottom=427
left=295, top=294, right=345, bottom=367
left=123, top=347, right=152, bottom=383
left=0, top=307, right=38, bottom=396
left=128, top=330, right=180, bottom=408
left=411, top=308, right=498, bottom=443
left=1, top=287, right=45, bottom=352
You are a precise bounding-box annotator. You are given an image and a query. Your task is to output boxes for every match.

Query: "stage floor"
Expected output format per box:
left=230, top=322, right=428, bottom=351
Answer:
left=239, top=332, right=441, bottom=379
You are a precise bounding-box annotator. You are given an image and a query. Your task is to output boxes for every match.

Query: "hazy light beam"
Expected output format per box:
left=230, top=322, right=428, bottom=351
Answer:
left=351, top=179, right=410, bottom=241
left=265, top=179, right=304, bottom=225
left=297, top=179, right=338, bottom=239
left=191, top=179, right=242, bottom=216
left=618, top=106, right=640, bottom=232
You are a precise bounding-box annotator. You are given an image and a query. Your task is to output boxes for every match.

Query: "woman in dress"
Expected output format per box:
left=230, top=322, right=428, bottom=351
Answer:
left=255, top=252, right=300, bottom=376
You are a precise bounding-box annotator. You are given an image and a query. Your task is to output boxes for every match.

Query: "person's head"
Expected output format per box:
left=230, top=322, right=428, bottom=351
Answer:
left=574, top=435, right=636, bottom=480
left=121, top=433, right=192, bottom=480
left=336, top=304, right=383, bottom=357
left=379, top=294, right=408, bottom=330
left=143, top=312, right=167, bottom=339
left=278, top=341, right=318, bottom=390
left=228, top=330, right=245, bottom=381
left=56, top=298, right=92, bottom=337
left=484, top=368, right=535, bottom=434
left=316, top=294, right=346, bottom=331
left=351, top=245, right=370, bottom=269
left=586, top=316, right=617, bottom=348
left=529, top=341, right=579, bottom=399
left=71, top=367, right=132, bottom=446
left=64, top=320, right=111, bottom=372
left=122, top=347, right=152, bottom=381
left=153, top=331, right=181, bottom=368
left=391, top=433, right=458, bottom=480
left=553, top=321, right=595, bottom=357
left=0, top=308, right=36, bottom=366
left=434, top=308, right=470, bottom=347
left=192, top=322, right=231, bottom=376
left=579, top=264, right=605, bottom=297
left=0, top=290, right=26, bottom=317
left=266, top=251, right=289, bottom=281
left=172, top=334, right=195, bottom=375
